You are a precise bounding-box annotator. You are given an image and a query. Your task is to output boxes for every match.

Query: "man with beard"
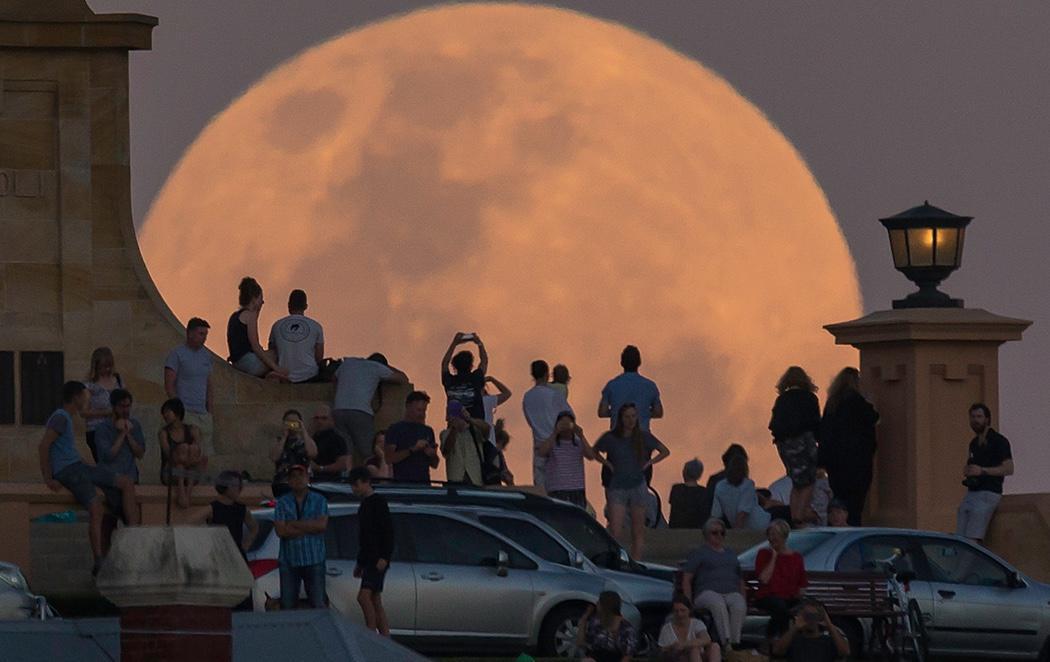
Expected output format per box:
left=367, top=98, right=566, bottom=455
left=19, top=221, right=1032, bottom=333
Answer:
left=956, top=403, right=1013, bottom=544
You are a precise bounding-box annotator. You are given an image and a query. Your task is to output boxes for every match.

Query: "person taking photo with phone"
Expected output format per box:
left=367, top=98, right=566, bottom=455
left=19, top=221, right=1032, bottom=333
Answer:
left=270, top=409, right=318, bottom=497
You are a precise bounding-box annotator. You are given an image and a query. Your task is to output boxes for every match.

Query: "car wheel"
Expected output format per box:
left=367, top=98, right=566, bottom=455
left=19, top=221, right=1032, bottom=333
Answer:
left=539, top=603, right=587, bottom=658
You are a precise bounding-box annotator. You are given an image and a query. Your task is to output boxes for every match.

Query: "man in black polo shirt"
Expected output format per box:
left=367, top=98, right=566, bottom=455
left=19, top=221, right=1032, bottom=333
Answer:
left=956, top=402, right=1014, bottom=543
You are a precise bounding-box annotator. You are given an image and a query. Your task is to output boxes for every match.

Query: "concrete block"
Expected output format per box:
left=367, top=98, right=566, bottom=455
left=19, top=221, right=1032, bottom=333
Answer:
left=97, top=527, right=252, bottom=608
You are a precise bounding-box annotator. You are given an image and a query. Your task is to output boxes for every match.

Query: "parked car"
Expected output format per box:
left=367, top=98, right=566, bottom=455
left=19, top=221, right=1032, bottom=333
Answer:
left=437, top=503, right=673, bottom=649
left=246, top=501, right=642, bottom=657
left=310, top=482, right=675, bottom=583
left=0, top=562, right=55, bottom=621
left=738, top=527, right=1050, bottom=660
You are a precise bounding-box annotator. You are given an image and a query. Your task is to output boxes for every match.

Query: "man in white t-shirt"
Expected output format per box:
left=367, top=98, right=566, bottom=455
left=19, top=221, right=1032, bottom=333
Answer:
left=481, top=375, right=513, bottom=445
left=333, top=354, right=409, bottom=464
left=268, top=289, right=324, bottom=383
left=522, top=360, right=572, bottom=490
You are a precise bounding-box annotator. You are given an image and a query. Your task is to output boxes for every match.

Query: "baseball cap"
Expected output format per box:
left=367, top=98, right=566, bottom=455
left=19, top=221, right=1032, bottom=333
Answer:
left=828, top=498, right=848, bottom=511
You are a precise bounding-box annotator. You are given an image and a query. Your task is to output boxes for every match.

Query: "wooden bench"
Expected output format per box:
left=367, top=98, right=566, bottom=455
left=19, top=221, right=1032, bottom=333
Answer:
left=742, top=570, right=897, bottom=619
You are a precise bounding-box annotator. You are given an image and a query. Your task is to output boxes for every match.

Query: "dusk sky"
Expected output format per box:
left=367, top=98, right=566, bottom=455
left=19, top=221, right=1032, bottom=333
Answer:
left=94, top=1, right=1050, bottom=493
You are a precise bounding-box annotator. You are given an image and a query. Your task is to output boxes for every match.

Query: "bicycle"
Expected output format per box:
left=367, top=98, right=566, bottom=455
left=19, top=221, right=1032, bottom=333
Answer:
left=869, top=548, right=929, bottom=662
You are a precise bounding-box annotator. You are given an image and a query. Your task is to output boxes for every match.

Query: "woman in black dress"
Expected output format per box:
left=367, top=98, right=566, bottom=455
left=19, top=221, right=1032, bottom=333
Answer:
left=819, top=367, right=879, bottom=526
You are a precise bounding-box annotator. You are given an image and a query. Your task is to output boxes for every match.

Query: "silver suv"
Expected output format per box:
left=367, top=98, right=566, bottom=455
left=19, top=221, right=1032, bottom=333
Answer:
left=441, top=504, right=673, bottom=649
left=247, top=502, right=641, bottom=657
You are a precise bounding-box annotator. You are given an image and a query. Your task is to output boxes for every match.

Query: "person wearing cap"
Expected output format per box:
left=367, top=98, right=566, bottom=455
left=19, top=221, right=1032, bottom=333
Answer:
left=274, top=464, right=329, bottom=609
left=537, top=410, right=597, bottom=509
left=440, top=401, right=490, bottom=485
left=827, top=499, right=849, bottom=527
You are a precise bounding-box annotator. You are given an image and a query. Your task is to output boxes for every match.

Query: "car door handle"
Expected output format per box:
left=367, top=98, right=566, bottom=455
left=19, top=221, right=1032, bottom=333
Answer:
left=421, top=572, right=444, bottom=581
left=938, top=589, right=956, bottom=599
left=326, top=566, right=343, bottom=577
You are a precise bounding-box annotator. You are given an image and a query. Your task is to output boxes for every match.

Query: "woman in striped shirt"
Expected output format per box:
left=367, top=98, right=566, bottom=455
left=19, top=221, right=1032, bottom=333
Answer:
left=537, top=410, right=598, bottom=509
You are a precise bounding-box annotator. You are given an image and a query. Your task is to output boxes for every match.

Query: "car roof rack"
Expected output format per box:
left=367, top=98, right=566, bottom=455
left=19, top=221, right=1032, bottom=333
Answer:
left=310, top=480, right=557, bottom=507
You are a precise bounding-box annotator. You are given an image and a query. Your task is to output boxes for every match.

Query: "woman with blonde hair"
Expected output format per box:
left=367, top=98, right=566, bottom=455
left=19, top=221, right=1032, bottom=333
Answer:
left=819, top=367, right=879, bottom=525
left=84, top=347, right=123, bottom=462
left=768, top=366, right=821, bottom=527
left=753, top=519, right=807, bottom=640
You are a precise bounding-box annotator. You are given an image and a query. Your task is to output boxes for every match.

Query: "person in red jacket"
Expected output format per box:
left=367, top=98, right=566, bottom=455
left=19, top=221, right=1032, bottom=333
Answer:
left=753, top=519, right=807, bottom=641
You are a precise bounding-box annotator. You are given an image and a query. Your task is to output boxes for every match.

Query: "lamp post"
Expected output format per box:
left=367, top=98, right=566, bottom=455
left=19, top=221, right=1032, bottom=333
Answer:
left=879, top=201, right=972, bottom=308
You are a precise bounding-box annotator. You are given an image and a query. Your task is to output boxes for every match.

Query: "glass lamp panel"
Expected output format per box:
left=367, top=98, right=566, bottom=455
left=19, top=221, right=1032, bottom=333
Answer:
left=907, top=227, right=934, bottom=267
left=888, top=229, right=909, bottom=268
left=955, top=227, right=966, bottom=266
left=934, top=227, right=960, bottom=267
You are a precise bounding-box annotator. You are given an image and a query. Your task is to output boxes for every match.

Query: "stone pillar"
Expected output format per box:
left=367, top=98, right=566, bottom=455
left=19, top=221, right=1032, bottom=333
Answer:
left=96, top=527, right=252, bottom=662
left=825, top=307, right=1030, bottom=531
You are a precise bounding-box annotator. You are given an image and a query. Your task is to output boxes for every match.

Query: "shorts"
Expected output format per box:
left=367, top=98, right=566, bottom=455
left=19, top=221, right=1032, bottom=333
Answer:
left=54, top=462, right=118, bottom=508
left=956, top=490, right=1002, bottom=540
left=233, top=352, right=268, bottom=377
left=333, top=409, right=375, bottom=463
left=775, top=431, right=818, bottom=488
left=359, top=563, right=387, bottom=593
left=606, top=482, right=650, bottom=509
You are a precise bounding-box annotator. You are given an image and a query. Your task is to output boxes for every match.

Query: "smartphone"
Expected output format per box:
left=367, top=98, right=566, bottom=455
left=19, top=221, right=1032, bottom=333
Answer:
left=286, top=420, right=302, bottom=431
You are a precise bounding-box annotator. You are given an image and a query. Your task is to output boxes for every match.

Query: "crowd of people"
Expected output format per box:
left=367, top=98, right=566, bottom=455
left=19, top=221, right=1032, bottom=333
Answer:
left=34, top=277, right=1016, bottom=656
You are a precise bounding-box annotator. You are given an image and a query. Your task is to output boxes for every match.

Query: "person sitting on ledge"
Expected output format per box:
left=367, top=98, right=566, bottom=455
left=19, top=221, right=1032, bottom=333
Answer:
left=268, top=288, right=324, bottom=384
left=227, top=276, right=287, bottom=380
left=669, top=458, right=708, bottom=529
left=40, top=381, right=140, bottom=576
left=159, top=397, right=208, bottom=508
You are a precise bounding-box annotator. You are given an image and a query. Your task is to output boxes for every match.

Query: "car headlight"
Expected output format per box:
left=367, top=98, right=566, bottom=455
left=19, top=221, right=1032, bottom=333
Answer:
left=0, top=567, right=28, bottom=592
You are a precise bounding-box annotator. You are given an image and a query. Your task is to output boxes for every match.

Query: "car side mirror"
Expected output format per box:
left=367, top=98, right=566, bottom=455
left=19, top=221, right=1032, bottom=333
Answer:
left=572, top=551, right=585, bottom=569
left=1008, top=571, right=1025, bottom=589
left=618, top=548, right=631, bottom=567
left=496, top=550, right=509, bottom=577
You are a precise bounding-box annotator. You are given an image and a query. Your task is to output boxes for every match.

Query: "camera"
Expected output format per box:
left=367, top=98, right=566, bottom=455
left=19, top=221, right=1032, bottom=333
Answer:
left=804, top=611, right=821, bottom=624
left=286, top=420, right=302, bottom=432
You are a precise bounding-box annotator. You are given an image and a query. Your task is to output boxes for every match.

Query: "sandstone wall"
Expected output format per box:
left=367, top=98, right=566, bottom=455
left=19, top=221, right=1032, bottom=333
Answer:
left=0, top=4, right=407, bottom=487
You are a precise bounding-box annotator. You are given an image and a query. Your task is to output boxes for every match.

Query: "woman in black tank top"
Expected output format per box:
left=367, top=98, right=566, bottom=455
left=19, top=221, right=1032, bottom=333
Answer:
left=206, top=470, right=259, bottom=559
left=227, top=277, right=287, bottom=380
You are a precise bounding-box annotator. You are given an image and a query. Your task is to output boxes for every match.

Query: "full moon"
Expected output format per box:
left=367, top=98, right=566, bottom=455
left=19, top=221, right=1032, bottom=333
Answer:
left=139, top=4, right=861, bottom=506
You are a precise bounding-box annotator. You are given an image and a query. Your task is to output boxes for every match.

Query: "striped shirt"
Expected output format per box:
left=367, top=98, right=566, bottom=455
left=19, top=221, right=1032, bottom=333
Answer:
left=275, top=490, right=328, bottom=567
left=545, top=436, right=586, bottom=492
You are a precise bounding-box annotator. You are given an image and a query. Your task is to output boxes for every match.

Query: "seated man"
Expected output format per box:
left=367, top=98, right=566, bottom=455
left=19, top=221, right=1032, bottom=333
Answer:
left=40, top=381, right=139, bottom=575
left=771, top=599, right=850, bottom=662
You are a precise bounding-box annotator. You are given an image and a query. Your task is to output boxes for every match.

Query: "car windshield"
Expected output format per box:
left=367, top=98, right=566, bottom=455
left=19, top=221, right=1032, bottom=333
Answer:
left=737, top=530, right=836, bottom=568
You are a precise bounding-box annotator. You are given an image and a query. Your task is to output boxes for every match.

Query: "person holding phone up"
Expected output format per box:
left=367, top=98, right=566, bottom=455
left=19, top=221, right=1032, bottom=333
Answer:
left=270, top=409, right=318, bottom=497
